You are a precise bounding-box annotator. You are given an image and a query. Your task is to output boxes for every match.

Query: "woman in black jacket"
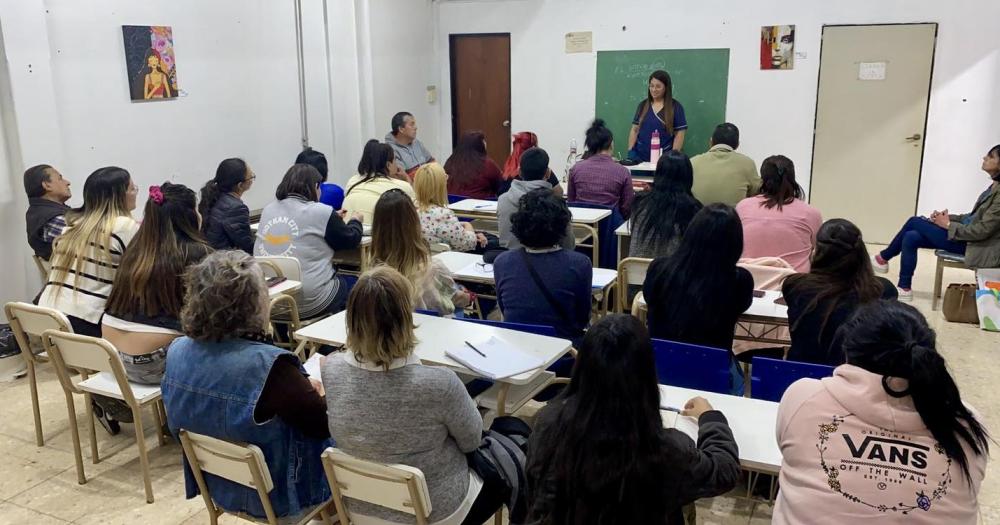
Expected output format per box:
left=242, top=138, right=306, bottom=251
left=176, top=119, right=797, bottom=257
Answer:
left=199, top=158, right=256, bottom=253
left=525, top=314, right=740, bottom=525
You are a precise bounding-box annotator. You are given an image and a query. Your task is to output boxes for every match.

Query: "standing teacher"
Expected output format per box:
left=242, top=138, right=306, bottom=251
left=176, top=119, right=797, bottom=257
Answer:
left=627, top=70, right=688, bottom=162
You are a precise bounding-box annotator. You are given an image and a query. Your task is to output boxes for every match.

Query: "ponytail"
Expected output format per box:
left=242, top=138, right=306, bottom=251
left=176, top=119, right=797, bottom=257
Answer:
left=583, top=119, right=614, bottom=160
left=199, top=158, right=248, bottom=229
left=840, top=301, right=990, bottom=484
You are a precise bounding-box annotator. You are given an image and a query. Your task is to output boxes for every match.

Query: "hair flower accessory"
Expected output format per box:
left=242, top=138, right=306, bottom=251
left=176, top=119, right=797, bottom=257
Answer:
left=149, top=185, right=164, bottom=205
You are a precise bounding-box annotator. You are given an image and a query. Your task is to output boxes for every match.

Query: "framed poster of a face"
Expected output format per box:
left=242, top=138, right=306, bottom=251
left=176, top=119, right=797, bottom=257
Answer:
left=761, top=25, right=795, bottom=70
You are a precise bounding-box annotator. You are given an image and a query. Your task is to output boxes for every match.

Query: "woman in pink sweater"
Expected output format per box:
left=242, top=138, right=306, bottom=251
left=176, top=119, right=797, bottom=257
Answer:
left=774, top=301, right=989, bottom=524
left=736, top=155, right=821, bottom=272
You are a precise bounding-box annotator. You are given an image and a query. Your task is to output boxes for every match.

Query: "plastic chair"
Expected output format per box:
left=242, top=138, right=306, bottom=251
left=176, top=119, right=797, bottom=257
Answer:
left=616, top=257, right=653, bottom=313
left=321, top=447, right=501, bottom=525
left=179, top=430, right=335, bottom=525
left=41, top=330, right=168, bottom=503
left=652, top=338, right=732, bottom=394
left=3, top=302, right=72, bottom=446
left=933, top=250, right=970, bottom=311
left=749, top=356, right=836, bottom=402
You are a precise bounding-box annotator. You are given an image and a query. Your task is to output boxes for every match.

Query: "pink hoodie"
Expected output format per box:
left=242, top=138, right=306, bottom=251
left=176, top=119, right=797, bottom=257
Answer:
left=773, top=365, right=987, bottom=524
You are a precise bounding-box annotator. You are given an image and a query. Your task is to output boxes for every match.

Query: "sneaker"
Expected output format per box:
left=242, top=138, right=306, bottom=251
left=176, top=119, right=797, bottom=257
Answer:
left=897, top=288, right=913, bottom=301
left=872, top=254, right=889, bottom=274
left=91, top=401, right=121, bottom=436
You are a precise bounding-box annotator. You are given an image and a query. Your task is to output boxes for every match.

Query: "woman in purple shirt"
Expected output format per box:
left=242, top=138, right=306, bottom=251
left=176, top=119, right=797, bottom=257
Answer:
left=568, top=119, right=635, bottom=219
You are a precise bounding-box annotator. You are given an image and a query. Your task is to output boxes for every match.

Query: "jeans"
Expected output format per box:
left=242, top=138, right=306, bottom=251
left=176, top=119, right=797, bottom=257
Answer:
left=880, top=216, right=966, bottom=289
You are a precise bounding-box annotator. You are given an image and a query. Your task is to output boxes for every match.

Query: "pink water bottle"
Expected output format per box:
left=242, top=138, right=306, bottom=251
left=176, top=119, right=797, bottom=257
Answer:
left=650, top=130, right=661, bottom=164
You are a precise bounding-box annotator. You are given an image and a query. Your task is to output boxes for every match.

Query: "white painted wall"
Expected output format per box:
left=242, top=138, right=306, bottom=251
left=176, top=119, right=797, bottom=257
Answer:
left=434, top=0, right=1000, bottom=215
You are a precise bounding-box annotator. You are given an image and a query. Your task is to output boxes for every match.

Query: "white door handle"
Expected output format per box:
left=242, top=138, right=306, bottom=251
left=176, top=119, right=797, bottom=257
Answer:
left=502, top=120, right=510, bottom=127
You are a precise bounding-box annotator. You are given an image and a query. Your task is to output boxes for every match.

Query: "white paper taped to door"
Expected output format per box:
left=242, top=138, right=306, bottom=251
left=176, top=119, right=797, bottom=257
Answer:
left=859, top=62, right=887, bottom=81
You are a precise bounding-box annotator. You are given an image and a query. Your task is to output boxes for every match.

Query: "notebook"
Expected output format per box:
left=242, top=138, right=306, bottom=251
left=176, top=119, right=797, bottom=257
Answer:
left=660, top=409, right=699, bottom=442
left=303, top=352, right=323, bottom=378
left=445, top=336, right=545, bottom=380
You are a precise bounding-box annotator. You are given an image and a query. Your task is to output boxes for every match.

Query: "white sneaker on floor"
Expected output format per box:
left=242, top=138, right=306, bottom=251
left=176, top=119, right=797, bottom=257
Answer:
left=897, top=288, right=913, bottom=301
left=871, top=254, right=889, bottom=274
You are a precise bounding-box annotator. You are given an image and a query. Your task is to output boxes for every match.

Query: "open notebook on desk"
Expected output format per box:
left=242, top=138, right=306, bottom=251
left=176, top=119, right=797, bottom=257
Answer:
left=445, top=336, right=546, bottom=380
left=660, top=409, right=699, bottom=442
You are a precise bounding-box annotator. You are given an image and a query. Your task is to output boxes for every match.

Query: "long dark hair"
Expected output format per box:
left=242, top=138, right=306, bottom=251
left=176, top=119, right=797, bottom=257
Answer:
left=645, top=204, right=744, bottom=341
left=840, top=301, right=990, bottom=483
left=630, top=151, right=702, bottom=252
left=349, top=140, right=395, bottom=195
left=784, top=219, right=884, bottom=339
left=638, top=70, right=676, bottom=134
left=528, top=314, right=672, bottom=523
left=199, top=158, right=248, bottom=224
left=444, top=131, right=489, bottom=187
left=758, top=155, right=804, bottom=210
left=582, top=119, right=614, bottom=159
left=276, top=164, right=322, bottom=201
left=107, top=182, right=210, bottom=318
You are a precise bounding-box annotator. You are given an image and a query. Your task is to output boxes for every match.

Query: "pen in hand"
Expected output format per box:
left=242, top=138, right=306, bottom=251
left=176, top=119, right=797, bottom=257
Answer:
left=464, top=341, right=487, bottom=357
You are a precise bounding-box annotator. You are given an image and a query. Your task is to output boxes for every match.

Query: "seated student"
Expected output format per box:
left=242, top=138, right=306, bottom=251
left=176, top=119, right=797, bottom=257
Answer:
left=444, top=131, right=504, bottom=199
left=37, top=167, right=139, bottom=434
left=498, top=135, right=565, bottom=199
left=736, top=155, right=821, bottom=272
left=690, top=123, right=761, bottom=207
left=774, top=301, right=989, bottom=525
left=103, top=183, right=211, bottom=385
left=162, top=250, right=330, bottom=521
left=568, top=119, right=635, bottom=218
left=498, top=147, right=574, bottom=251
left=23, top=164, right=72, bottom=261
left=643, top=204, right=753, bottom=354
left=629, top=151, right=703, bottom=259
left=526, top=314, right=740, bottom=525
left=782, top=219, right=896, bottom=366
left=342, top=139, right=416, bottom=225
left=256, top=164, right=363, bottom=318
left=371, top=189, right=473, bottom=316
left=495, top=189, right=591, bottom=342
left=413, top=162, right=484, bottom=252
left=385, top=111, right=435, bottom=174
left=198, top=158, right=256, bottom=253
left=874, top=144, right=1000, bottom=300
left=296, top=147, right=344, bottom=210
left=321, top=266, right=509, bottom=525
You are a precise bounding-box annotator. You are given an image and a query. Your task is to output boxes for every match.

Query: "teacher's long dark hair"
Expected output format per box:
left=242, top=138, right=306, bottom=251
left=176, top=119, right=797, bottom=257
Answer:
left=839, top=300, right=990, bottom=484
left=526, top=314, right=673, bottom=524
left=638, top=70, right=676, bottom=135
left=630, top=151, right=702, bottom=253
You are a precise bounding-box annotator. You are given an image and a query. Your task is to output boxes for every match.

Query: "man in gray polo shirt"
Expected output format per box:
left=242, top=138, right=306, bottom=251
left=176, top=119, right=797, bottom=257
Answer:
left=385, top=111, right=435, bottom=175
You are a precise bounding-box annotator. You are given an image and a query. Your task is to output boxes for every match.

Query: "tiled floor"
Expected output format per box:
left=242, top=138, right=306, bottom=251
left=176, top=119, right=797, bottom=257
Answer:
left=0, top=246, right=996, bottom=524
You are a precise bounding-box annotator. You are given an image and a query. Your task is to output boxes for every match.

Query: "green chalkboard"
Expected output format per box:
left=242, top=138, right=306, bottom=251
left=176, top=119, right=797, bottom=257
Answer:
left=595, top=49, right=730, bottom=159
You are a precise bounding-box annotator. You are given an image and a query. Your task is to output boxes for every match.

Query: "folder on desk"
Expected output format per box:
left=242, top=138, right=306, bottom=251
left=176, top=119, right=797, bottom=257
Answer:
left=445, top=336, right=545, bottom=380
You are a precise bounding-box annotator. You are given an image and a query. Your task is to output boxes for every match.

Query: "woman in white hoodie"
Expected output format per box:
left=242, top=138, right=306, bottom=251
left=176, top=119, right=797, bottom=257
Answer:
left=774, top=300, right=990, bottom=524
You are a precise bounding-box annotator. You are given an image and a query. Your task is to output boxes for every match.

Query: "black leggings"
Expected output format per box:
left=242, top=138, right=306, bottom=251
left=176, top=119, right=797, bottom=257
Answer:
left=461, top=473, right=509, bottom=525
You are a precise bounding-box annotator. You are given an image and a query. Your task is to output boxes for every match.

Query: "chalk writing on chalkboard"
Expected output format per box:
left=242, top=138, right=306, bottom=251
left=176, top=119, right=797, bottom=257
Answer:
left=613, top=61, right=668, bottom=79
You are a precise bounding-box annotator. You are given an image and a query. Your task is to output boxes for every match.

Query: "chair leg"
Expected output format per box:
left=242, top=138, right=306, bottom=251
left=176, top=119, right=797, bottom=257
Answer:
left=494, top=506, right=503, bottom=525
left=932, top=258, right=944, bottom=311
left=27, top=361, right=44, bottom=447
left=65, top=393, right=87, bottom=485
left=132, top=406, right=155, bottom=503
left=152, top=400, right=167, bottom=447
left=84, top=393, right=99, bottom=464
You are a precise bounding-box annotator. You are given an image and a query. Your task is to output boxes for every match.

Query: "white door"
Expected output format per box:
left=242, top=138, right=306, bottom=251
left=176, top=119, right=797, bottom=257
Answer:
left=810, top=24, right=937, bottom=243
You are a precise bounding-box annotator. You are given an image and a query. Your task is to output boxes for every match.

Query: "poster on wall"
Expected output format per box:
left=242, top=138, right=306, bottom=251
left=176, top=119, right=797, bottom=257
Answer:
left=122, top=25, right=179, bottom=101
left=761, top=25, right=795, bottom=70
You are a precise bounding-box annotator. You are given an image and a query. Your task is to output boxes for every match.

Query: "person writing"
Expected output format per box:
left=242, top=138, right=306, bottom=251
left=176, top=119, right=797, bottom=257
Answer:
left=873, top=145, right=1000, bottom=299
left=627, top=70, right=687, bottom=162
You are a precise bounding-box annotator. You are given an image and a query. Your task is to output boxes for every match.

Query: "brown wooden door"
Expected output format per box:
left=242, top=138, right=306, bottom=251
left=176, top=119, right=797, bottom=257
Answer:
left=450, top=34, right=512, bottom=168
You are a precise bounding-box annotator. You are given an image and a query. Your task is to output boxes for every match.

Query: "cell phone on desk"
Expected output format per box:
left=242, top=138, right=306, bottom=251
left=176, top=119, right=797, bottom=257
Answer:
left=266, top=276, right=287, bottom=287
left=752, top=290, right=765, bottom=298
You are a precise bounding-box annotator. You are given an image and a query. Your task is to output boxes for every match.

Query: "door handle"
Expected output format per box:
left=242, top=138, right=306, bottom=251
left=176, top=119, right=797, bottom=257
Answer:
left=502, top=120, right=510, bottom=128
left=905, top=133, right=922, bottom=142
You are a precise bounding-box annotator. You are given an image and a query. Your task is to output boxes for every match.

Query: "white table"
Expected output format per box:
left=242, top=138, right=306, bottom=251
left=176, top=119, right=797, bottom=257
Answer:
left=659, top=384, right=781, bottom=474
left=627, top=162, right=656, bottom=184
left=448, top=199, right=611, bottom=225
left=433, top=252, right=618, bottom=314
left=295, top=312, right=573, bottom=414
left=615, top=221, right=631, bottom=262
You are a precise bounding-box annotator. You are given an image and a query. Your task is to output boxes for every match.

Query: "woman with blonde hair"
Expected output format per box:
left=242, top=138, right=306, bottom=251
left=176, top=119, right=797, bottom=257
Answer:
left=413, top=162, right=484, bottom=252
left=371, top=189, right=473, bottom=316
left=321, top=266, right=509, bottom=524
left=162, top=250, right=330, bottom=521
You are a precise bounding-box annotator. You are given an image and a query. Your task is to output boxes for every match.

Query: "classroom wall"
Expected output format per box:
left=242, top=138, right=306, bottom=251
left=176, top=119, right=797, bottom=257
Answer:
left=433, top=0, right=1000, bottom=215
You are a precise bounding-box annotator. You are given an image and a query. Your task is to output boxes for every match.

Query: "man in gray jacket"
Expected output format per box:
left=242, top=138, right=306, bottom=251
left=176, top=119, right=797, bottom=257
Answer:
left=498, top=147, right=574, bottom=251
left=385, top=111, right=434, bottom=174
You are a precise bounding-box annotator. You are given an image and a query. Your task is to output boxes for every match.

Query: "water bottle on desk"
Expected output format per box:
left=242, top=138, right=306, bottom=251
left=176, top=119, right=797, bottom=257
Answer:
left=650, top=130, right=661, bottom=165
left=563, top=138, right=578, bottom=184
